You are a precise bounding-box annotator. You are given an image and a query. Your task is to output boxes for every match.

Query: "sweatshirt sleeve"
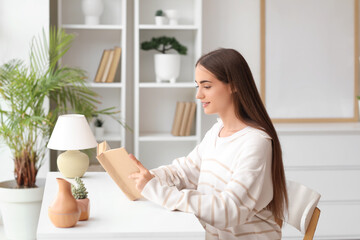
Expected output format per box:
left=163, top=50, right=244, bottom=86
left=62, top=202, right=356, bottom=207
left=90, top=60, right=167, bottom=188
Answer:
left=142, top=136, right=272, bottom=229
left=149, top=143, right=202, bottom=190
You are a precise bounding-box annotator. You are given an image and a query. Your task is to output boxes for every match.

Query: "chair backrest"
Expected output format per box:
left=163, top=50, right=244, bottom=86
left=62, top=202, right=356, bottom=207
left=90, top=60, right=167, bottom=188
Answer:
left=286, top=180, right=321, bottom=235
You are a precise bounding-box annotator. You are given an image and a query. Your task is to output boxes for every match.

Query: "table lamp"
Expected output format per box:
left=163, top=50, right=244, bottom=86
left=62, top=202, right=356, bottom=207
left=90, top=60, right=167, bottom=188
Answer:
left=47, top=114, right=98, bottom=178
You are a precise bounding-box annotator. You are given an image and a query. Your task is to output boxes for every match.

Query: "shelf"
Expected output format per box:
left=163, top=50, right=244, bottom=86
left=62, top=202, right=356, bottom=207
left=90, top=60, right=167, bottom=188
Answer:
left=87, top=82, right=123, bottom=88
left=134, top=0, right=202, bottom=163
left=139, top=24, right=198, bottom=30
left=139, top=133, right=198, bottom=142
left=139, top=82, right=196, bottom=88
left=59, top=0, right=127, bottom=169
left=95, top=132, right=122, bottom=142
left=62, top=24, right=123, bottom=30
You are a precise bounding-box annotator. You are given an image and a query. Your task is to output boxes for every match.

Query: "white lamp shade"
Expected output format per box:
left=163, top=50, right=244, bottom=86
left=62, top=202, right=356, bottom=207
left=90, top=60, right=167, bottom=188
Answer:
left=47, top=114, right=97, bottom=150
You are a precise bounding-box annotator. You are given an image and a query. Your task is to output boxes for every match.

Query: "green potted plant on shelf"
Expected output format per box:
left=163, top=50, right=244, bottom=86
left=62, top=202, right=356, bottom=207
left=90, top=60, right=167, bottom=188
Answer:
left=0, top=27, right=119, bottom=239
left=94, top=116, right=105, bottom=137
left=155, top=9, right=167, bottom=25
left=141, top=36, right=187, bottom=84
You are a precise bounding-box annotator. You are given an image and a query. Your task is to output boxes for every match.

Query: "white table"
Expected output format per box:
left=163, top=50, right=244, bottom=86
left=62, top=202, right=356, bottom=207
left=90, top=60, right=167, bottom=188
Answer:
left=37, top=172, right=205, bottom=240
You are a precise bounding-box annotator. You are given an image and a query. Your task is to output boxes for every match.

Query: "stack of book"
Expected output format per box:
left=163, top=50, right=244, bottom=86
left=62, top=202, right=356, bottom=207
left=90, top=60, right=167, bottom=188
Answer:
left=171, top=101, right=197, bottom=136
left=94, top=47, right=122, bottom=83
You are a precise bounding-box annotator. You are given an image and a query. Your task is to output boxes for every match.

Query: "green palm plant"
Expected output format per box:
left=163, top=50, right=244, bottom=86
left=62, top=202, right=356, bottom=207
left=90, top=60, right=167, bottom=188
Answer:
left=0, top=27, right=120, bottom=188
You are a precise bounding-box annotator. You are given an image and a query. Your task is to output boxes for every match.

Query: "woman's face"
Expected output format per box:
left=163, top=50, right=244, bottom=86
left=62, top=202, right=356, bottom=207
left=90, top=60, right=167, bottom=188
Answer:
left=195, top=65, right=233, bottom=115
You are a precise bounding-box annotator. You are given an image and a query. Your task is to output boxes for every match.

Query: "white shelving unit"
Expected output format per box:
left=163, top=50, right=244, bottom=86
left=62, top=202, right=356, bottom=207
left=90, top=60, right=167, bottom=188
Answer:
left=134, top=0, right=202, bottom=169
left=57, top=0, right=127, bottom=153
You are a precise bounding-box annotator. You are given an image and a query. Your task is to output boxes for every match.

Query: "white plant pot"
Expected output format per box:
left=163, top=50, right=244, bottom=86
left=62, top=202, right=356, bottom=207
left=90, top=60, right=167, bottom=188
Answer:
left=155, top=16, right=167, bottom=25
left=82, top=0, right=104, bottom=25
left=0, top=178, right=45, bottom=240
left=154, top=54, right=181, bottom=83
left=165, top=9, right=179, bottom=25
left=95, top=126, right=105, bottom=137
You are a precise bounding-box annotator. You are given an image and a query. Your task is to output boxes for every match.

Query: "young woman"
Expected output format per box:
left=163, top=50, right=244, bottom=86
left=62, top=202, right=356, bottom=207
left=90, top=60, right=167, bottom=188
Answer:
left=129, top=48, right=288, bottom=240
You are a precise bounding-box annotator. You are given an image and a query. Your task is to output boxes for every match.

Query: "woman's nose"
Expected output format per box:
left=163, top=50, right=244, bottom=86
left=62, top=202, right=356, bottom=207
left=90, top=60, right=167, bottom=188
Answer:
left=196, top=89, right=203, bottom=99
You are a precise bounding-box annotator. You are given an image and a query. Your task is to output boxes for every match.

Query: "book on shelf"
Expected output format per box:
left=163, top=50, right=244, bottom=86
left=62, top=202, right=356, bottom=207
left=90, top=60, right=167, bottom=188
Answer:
left=171, top=102, right=185, bottom=136
left=94, top=49, right=111, bottom=83
left=185, top=102, right=197, bottom=136
left=96, top=141, right=142, bottom=201
left=179, top=102, right=192, bottom=136
left=106, top=47, right=122, bottom=83
left=171, top=101, right=196, bottom=136
left=101, top=49, right=115, bottom=83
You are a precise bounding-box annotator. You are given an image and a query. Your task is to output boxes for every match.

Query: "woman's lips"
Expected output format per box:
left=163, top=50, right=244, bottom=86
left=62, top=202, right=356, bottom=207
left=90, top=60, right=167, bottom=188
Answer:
left=202, top=102, right=209, bottom=108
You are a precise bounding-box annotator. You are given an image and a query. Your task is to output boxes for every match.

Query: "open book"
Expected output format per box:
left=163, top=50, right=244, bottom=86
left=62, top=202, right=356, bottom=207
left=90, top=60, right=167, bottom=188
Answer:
left=96, top=141, right=142, bottom=201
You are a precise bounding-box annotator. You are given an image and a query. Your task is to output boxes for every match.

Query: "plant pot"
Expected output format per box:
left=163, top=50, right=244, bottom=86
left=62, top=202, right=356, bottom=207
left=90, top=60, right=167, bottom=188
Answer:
left=95, top=126, right=105, bottom=137
left=155, top=16, right=167, bottom=25
left=82, top=0, right=104, bottom=25
left=165, top=9, right=179, bottom=25
left=154, top=54, right=181, bottom=83
left=48, top=178, right=80, bottom=228
left=77, top=198, right=90, bottom=221
left=0, top=178, right=45, bottom=240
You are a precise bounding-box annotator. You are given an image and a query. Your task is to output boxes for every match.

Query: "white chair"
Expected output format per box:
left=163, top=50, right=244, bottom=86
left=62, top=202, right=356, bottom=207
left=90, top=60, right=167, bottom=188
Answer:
left=277, top=180, right=321, bottom=240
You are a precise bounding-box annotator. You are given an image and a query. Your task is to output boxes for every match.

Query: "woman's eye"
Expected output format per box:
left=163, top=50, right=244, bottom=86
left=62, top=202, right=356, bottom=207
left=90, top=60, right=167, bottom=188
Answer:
left=195, top=85, right=199, bottom=89
left=204, top=86, right=211, bottom=89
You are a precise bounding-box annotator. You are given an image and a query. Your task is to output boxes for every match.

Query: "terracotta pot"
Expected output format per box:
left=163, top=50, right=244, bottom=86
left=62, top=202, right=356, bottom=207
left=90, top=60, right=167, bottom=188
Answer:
left=48, top=178, right=80, bottom=228
left=77, top=198, right=90, bottom=221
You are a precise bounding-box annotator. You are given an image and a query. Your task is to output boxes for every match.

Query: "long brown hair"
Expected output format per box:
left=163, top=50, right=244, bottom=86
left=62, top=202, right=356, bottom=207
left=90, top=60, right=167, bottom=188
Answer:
left=196, top=48, right=288, bottom=220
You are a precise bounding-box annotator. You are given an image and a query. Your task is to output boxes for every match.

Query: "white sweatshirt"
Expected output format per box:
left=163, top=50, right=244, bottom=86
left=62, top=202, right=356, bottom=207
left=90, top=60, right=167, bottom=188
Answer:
left=141, top=119, right=281, bottom=240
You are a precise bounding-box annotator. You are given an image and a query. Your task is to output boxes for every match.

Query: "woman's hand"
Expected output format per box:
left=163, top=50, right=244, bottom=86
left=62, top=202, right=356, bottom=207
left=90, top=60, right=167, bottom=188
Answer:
left=128, top=154, right=154, bottom=192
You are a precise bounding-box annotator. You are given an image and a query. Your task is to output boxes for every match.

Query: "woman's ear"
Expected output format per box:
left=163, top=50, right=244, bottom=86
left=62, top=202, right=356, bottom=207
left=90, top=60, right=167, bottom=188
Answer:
left=229, top=85, right=237, bottom=94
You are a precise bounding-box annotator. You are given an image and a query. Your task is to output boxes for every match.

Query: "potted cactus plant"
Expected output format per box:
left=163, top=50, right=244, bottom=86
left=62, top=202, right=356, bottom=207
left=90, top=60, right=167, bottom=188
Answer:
left=155, top=9, right=167, bottom=25
left=94, top=117, right=105, bottom=137
left=71, top=177, right=90, bottom=221
left=141, top=36, right=187, bottom=83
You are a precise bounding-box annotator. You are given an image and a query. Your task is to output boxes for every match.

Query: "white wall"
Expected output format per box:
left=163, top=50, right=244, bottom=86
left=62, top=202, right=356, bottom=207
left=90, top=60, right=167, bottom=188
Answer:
left=0, top=0, right=50, bottom=182
left=201, top=0, right=261, bottom=134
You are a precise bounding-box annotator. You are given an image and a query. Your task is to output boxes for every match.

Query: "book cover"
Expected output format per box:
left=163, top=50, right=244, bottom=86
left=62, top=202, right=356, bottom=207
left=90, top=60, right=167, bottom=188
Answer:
left=179, top=102, right=192, bottom=136
left=106, top=47, right=122, bottom=83
left=185, top=102, right=197, bottom=136
left=96, top=141, right=142, bottom=201
left=94, top=49, right=111, bottom=83
left=101, top=49, right=115, bottom=83
left=171, top=102, right=185, bottom=136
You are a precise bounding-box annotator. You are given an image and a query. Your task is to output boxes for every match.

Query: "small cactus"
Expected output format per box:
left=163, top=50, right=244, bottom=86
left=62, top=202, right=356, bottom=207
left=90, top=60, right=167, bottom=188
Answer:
left=94, top=118, right=104, bottom=127
left=155, top=9, right=164, bottom=16
left=71, top=177, right=88, bottom=199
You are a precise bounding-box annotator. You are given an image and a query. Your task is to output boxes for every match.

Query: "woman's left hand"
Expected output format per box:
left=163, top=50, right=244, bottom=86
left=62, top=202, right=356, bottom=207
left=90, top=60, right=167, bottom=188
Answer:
left=128, top=154, right=154, bottom=192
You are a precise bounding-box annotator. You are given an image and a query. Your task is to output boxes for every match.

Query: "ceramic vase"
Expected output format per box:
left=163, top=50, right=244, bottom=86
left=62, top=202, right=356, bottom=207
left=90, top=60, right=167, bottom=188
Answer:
left=77, top=198, right=90, bottom=221
left=82, top=0, right=104, bottom=25
left=165, top=9, right=178, bottom=25
left=48, top=178, right=80, bottom=228
left=154, top=54, right=180, bottom=83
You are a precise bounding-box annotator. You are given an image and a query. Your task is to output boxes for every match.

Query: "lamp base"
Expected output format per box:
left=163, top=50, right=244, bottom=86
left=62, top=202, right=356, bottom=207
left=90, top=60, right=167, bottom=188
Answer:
left=57, top=150, right=89, bottom=178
